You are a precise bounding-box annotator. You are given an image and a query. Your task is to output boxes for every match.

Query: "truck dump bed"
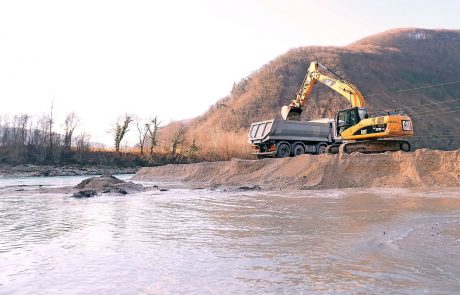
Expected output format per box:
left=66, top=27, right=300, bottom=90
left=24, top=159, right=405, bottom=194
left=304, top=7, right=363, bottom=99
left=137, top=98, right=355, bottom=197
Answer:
left=248, top=118, right=331, bottom=144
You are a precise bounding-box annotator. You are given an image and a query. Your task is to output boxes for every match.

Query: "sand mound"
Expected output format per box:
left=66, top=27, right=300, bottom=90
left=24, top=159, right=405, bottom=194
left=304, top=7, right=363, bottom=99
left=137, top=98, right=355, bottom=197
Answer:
left=133, top=149, right=460, bottom=190
left=75, top=175, right=144, bottom=194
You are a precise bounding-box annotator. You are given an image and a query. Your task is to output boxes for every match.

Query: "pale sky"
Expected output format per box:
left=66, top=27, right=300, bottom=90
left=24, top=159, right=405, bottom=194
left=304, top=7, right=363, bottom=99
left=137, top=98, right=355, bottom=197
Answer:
left=1, top=0, right=459, bottom=146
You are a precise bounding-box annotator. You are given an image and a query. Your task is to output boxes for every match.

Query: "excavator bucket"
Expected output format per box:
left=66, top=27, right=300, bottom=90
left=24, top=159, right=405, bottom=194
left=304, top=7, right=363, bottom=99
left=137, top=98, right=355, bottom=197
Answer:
left=281, top=105, right=302, bottom=120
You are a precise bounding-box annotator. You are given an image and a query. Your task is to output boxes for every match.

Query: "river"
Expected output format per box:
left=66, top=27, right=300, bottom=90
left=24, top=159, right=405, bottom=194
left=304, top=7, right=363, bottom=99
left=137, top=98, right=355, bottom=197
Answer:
left=1, top=176, right=460, bottom=294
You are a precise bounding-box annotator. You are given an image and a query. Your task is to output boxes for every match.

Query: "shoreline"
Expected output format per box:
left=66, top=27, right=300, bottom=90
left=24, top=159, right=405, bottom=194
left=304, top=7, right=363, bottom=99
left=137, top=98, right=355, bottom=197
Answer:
left=2, top=148, right=460, bottom=192
left=0, top=164, right=140, bottom=177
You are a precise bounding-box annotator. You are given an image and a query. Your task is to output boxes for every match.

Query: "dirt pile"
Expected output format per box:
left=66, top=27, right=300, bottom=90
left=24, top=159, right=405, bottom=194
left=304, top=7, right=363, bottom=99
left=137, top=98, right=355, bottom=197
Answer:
left=133, top=149, right=460, bottom=190
left=74, top=175, right=144, bottom=195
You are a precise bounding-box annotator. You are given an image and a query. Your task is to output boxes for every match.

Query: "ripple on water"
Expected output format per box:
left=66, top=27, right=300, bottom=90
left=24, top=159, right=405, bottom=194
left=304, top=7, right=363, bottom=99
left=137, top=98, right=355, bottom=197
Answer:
left=1, top=176, right=460, bottom=294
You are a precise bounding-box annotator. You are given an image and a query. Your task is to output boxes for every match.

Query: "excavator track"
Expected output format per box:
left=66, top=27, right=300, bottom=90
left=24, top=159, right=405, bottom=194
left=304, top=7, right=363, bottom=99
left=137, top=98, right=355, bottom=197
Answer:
left=329, top=140, right=410, bottom=154
left=325, top=144, right=341, bottom=154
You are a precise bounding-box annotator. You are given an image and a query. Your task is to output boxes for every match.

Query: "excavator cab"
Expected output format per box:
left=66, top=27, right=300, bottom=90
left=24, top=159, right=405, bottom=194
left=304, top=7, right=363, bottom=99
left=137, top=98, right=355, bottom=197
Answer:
left=336, top=107, right=369, bottom=136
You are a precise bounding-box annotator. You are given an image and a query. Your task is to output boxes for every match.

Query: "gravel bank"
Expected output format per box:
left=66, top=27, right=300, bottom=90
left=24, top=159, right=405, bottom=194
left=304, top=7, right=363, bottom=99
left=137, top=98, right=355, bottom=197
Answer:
left=133, top=149, right=460, bottom=190
left=0, top=165, right=139, bottom=177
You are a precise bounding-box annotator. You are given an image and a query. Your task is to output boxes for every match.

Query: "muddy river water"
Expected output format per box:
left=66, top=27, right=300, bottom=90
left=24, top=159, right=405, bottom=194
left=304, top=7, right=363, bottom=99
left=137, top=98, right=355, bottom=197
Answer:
left=1, top=176, right=460, bottom=294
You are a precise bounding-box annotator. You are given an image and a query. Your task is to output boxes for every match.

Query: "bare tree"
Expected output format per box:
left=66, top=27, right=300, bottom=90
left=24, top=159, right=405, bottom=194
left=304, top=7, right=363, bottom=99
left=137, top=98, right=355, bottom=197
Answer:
left=63, top=112, right=79, bottom=149
left=0, top=115, right=10, bottom=146
left=113, top=114, right=133, bottom=152
left=18, top=114, right=30, bottom=146
left=75, top=132, right=90, bottom=152
left=135, top=118, right=149, bottom=155
left=146, top=116, right=161, bottom=156
left=34, top=114, right=51, bottom=161
left=171, top=124, right=185, bottom=155
left=48, top=101, right=54, bottom=149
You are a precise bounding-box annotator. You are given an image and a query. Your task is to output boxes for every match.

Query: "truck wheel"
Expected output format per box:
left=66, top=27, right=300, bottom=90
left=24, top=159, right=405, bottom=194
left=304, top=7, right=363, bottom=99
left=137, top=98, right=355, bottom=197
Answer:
left=317, top=144, right=327, bottom=154
left=325, top=144, right=340, bottom=154
left=292, top=144, right=305, bottom=156
left=276, top=143, right=291, bottom=158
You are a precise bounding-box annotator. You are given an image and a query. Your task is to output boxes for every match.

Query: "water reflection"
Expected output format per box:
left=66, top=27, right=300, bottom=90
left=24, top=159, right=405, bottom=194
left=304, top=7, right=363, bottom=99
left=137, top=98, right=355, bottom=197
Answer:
left=0, top=178, right=460, bottom=294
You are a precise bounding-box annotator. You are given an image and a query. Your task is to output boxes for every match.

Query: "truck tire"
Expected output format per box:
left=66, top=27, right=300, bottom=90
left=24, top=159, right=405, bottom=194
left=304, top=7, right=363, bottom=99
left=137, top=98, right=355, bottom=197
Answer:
left=317, top=144, right=327, bottom=154
left=292, top=144, right=305, bottom=156
left=276, top=143, right=291, bottom=158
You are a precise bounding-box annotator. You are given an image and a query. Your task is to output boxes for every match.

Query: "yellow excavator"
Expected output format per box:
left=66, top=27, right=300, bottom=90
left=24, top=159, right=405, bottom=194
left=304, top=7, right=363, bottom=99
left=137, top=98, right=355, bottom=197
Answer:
left=281, top=61, right=414, bottom=154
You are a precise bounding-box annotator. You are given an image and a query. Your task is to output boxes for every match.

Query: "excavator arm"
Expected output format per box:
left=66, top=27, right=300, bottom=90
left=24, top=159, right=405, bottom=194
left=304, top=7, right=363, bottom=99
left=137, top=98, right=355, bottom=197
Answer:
left=281, top=61, right=366, bottom=120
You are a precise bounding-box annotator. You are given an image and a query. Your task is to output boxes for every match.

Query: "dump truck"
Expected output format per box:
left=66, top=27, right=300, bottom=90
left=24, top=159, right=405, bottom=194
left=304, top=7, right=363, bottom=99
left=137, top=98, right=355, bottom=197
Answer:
left=248, top=118, right=334, bottom=158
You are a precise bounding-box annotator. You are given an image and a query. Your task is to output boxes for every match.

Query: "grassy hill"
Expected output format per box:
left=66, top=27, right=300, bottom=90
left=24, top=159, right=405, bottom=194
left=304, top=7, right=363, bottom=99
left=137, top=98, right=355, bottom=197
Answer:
left=179, top=28, right=460, bottom=160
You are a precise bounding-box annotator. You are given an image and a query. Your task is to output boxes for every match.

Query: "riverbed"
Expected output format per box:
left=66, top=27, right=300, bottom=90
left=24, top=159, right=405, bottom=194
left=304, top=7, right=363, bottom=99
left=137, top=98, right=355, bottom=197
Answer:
left=1, top=176, right=459, bottom=294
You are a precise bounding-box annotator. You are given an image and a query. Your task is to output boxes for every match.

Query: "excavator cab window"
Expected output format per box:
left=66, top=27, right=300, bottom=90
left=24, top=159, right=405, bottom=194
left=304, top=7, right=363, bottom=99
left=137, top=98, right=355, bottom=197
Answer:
left=337, top=107, right=361, bottom=135
left=358, top=108, right=369, bottom=120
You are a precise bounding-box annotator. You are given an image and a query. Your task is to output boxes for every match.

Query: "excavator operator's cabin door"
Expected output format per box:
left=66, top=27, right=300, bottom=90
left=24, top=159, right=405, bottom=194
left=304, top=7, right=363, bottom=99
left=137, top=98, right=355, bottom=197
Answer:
left=336, top=107, right=360, bottom=136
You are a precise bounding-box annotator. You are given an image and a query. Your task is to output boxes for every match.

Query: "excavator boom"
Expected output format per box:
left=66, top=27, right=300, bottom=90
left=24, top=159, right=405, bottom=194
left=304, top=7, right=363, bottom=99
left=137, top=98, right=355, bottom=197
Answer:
left=281, top=62, right=365, bottom=120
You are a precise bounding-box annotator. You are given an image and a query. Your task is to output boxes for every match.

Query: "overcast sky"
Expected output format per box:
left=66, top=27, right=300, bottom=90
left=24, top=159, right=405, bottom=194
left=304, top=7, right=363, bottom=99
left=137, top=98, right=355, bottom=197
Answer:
left=1, top=0, right=459, bottom=145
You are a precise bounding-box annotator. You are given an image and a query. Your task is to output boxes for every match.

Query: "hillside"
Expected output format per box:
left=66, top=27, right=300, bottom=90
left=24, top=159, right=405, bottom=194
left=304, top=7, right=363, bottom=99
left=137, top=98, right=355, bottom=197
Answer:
left=180, top=28, right=460, bottom=159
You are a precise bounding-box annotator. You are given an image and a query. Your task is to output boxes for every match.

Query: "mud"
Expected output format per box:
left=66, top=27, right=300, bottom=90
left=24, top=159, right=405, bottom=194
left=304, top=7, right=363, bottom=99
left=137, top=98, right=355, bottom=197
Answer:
left=0, top=175, right=164, bottom=197
left=74, top=174, right=143, bottom=192
left=133, top=149, right=460, bottom=190
left=70, top=174, right=145, bottom=196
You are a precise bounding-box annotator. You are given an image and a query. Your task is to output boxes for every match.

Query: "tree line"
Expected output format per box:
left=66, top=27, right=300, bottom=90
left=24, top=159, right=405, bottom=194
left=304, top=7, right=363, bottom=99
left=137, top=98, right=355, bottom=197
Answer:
left=0, top=110, right=208, bottom=167
left=0, top=111, right=91, bottom=165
